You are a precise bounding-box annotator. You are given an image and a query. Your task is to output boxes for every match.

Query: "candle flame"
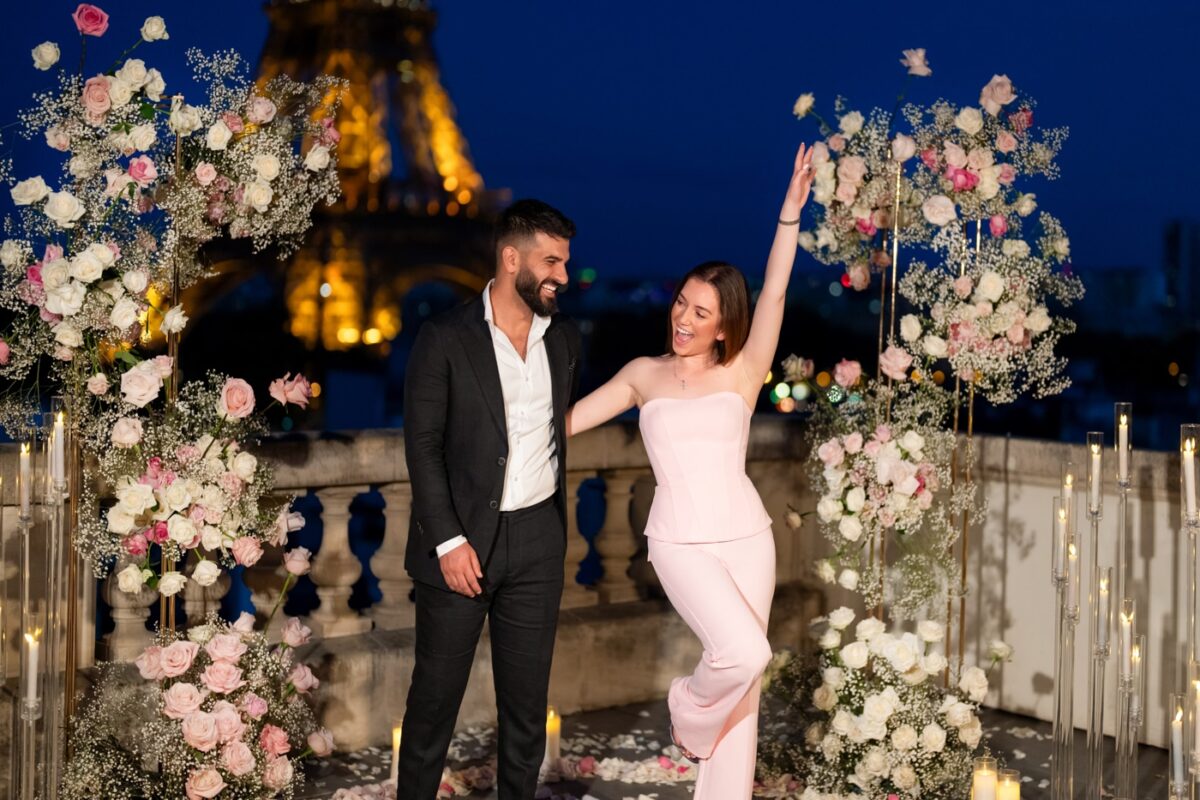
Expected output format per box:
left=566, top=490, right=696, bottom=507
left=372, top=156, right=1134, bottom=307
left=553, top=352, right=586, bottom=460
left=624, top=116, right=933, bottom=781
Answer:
left=392, top=725, right=402, bottom=748
left=1058, top=508, right=1067, bottom=522
left=1090, top=443, right=1101, bottom=455
left=1120, top=414, right=1128, bottom=427
left=1121, top=609, right=1134, bottom=624
left=1132, top=643, right=1141, bottom=661
left=23, top=628, right=41, bottom=644
left=1064, top=473, right=1074, bottom=487
left=1068, top=542, right=1077, bottom=559
left=1187, top=438, right=1196, bottom=455
left=547, top=706, right=559, bottom=723
left=55, top=411, right=64, bottom=425
left=20, top=442, right=29, bottom=455
left=1099, top=575, right=1109, bottom=593
left=1177, top=707, right=1184, bottom=724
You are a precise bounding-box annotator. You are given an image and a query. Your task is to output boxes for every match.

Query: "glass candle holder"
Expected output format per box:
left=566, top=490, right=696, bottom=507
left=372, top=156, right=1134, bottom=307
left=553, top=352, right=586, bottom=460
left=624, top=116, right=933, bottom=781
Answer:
left=1114, top=403, right=1132, bottom=487
left=972, top=756, right=998, bottom=800
left=1051, top=496, right=1068, bottom=585
left=997, top=768, right=1021, bottom=800
left=1184, top=424, right=1200, bottom=526
left=1086, top=432, right=1103, bottom=517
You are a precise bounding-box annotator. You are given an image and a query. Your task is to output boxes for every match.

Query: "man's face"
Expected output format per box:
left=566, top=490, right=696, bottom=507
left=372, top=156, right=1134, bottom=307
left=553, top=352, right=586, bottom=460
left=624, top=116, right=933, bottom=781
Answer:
left=509, top=232, right=570, bottom=316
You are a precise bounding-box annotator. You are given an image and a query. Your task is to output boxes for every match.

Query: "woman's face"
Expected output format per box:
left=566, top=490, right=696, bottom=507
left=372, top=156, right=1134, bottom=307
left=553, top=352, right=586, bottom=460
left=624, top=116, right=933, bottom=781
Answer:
left=670, top=277, right=724, bottom=358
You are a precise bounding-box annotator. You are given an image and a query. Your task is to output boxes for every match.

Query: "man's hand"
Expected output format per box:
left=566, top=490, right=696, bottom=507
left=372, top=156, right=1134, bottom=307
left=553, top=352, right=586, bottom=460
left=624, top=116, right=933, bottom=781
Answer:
left=439, top=541, right=484, bottom=597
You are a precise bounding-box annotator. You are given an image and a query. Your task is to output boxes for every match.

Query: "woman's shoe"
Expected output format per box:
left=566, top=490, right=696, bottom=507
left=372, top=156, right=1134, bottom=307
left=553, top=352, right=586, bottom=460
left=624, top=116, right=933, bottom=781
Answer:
left=670, top=724, right=703, bottom=764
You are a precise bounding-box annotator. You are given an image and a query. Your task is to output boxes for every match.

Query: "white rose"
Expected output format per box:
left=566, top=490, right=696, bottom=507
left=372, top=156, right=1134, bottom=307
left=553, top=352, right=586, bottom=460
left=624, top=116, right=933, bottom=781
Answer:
left=945, top=701, right=973, bottom=728
left=843, top=487, right=865, bottom=514
left=116, top=59, right=149, bottom=89
left=816, top=495, right=843, bottom=523
left=167, top=515, right=197, bottom=546
left=1026, top=306, right=1051, bottom=334
left=140, top=16, right=169, bottom=42
left=891, top=132, right=917, bottom=162
left=900, top=430, right=925, bottom=455
left=922, top=335, right=948, bottom=358
left=32, top=42, right=60, bottom=71
left=892, top=764, right=918, bottom=790
left=0, top=239, right=23, bottom=267
left=106, top=77, right=134, bottom=109
left=891, top=724, right=918, bottom=752
left=988, top=639, right=1014, bottom=662
left=816, top=560, right=836, bottom=583
left=823, top=667, right=846, bottom=690
left=1053, top=237, right=1071, bottom=259
left=158, top=571, right=187, bottom=597
left=162, top=482, right=193, bottom=513
left=45, top=126, right=70, bottom=151
left=187, top=624, right=214, bottom=644
left=116, top=479, right=156, bottom=515
left=129, top=123, right=157, bottom=152
left=1015, top=193, right=1037, bottom=217
left=923, top=651, right=948, bottom=675
left=900, top=314, right=921, bottom=342
left=976, top=270, right=1006, bottom=303
left=838, top=111, right=864, bottom=137
left=11, top=176, right=50, bottom=206
left=53, top=322, right=83, bottom=348
left=797, top=231, right=816, bottom=252
left=120, top=361, right=163, bottom=407
left=815, top=224, right=837, bottom=249
left=206, top=120, right=233, bottom=150
left=838, top=515, right=863, bottom=542
left=46, top=282, right=85, bottom=317
left=818, top=628, right=841, bottom=650
left=243, top=179, right=274, bottom=213
left=958, top=665, right=990, bottom=702
left=144, top=69, right=166, bottom=102
left=831, top=709, right=854, bottom=737
left=861, top=747, right=888, bottom=777
left=828, top=607, right=855, bottom=631
left=921, top=194, right=957, bottom=227
left=192, top=560, right=221, bottom=588
left=968, top=147, right=994, bottom=171
left=68, top=156, right=97, bottom=179
left=862, top=693, right=895, bottom=725
left=232, top=452, right=258, bottom=482
left=840, top=641, right=869, bottom=670
left=792, top=93, right=814, bottom=119
left=1001, top=238, right=1031, bottom=258
left=821, top=733, right=843, bottom=761
left=122, top=269, right=149, bottom=295
left=110, top=297, right=140, bottom=330
left=804, top=723, right=824, bottom=748
left=977, top=166, right=1001, bottom=200
left=304, top=144, right=331, bottom=171
left=169, top=101, right=202, bottom=136
left=110, top=417, right=143, bottom=448
left=813, top=684, right=837, bottom=711
left=253, top=153, right=282, bottom=181
left=117, top=563, right=146, bottom=594
left=883, top=637, right=918, bottom=673
left=69, top=251, right=104, bottom=283
left=917, top=620, right=944, bottom=642
left=955, top=107, right=984, bottom=135
left=960, top=716, right=983, bottom=748
left=856, top=617, right=886, bottom=642
left=44, top=191, right=86, bottom=228
left=161, top=305, right=189, bottom=334
left=838, top=569, right=859, bottom=591
left=107, top=506, right=136, bottom=535
left=921, top=722, right=947, bottom=752
left=198, top=525, right=223, bottom=551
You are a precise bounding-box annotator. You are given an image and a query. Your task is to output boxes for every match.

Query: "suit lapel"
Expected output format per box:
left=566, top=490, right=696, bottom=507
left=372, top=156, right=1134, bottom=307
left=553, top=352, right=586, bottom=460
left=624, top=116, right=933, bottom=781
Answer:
left=459, top=298, right=508, bottom=438
left=544, top=322, right=570, bottom=427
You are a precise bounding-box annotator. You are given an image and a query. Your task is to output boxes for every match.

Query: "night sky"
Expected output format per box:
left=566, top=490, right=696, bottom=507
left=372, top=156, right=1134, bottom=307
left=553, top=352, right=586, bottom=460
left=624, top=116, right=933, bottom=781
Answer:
left=3, top=0, right=1198, bottom=283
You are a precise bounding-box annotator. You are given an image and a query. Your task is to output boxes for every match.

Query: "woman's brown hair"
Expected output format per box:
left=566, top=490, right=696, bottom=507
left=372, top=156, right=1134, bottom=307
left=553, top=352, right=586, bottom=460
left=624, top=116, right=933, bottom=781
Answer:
left=665, top=261, right=750, bottom=365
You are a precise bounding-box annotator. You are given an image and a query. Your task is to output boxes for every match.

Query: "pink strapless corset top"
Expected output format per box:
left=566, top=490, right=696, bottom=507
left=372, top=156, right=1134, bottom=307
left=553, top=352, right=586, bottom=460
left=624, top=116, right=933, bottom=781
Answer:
left=638, top=391, right=773, bottom=544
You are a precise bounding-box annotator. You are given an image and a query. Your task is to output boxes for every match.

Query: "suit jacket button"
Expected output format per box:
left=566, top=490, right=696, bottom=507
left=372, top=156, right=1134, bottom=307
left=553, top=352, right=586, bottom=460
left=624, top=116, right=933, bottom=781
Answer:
left=489, top=500, right=499, bottom=509
left=497, top=456, right=506, bottom=466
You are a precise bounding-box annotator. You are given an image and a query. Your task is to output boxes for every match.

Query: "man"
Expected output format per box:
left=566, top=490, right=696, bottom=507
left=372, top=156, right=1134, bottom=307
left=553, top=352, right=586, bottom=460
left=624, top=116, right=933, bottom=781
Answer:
left=398, top=199, right=581, bottom=799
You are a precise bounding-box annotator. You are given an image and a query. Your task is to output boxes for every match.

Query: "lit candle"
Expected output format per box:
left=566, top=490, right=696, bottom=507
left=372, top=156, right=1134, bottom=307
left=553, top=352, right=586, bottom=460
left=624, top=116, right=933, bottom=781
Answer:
left=1130, top=642, right=1142, bottom=716
left=1067, top=542, right=1080, bottom=613
left=19, top=442, right=30, bottom=517
left=51, top=411, right=65, bottom=485
left=1118, top=414, right=1129, bottom=484
left=1097, top=573, right=1110, bottom=650
left=997, top=769, right=1021, bottom=800
left=23, top=630, right=39, bottom=705
left=1063, top=470, right=1075, bottom=518
left=545, top=706, right=561, bottom=764
left=389, top=724, right=401, bottom=785
left=1055, top=507, right=1068, bottom=579
left=1174, top=706, right=1186, bottom=786
left=972, top=763, right=998, bottom=800
left=1119, top=607, right=1133, bottom=676
left=1185, top=438, right=1197, bottom=520
left=1089, top=443, right=1102, bottom=513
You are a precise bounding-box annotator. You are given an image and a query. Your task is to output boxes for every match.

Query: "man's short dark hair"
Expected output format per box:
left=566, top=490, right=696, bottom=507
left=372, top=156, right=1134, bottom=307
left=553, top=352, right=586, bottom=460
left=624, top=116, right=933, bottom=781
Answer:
left=494, top=199, right=576, bottom=254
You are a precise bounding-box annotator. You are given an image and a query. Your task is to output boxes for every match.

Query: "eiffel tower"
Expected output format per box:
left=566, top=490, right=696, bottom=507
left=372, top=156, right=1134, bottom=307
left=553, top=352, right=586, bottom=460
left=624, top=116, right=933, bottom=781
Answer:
left=257, top=0, right=505, bottom=351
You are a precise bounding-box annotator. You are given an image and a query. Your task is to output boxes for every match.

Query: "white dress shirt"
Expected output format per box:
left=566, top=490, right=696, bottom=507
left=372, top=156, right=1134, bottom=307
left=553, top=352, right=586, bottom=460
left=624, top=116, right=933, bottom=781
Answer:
left=436, top=282, right=559, bottom=557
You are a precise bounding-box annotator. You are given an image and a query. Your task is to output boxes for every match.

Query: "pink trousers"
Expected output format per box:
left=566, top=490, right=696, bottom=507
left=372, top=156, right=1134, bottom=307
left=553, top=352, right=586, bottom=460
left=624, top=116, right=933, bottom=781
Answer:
left=648, top=528, right=776, bottom=800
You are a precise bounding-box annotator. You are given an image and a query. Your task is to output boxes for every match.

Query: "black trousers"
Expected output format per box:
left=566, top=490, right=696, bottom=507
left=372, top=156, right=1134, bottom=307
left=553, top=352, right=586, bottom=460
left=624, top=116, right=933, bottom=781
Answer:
left=396, top=497, right=565, bottom=800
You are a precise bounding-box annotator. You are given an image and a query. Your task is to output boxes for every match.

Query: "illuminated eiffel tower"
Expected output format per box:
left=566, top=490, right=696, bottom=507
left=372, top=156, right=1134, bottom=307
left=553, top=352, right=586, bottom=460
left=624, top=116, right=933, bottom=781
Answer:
left=257, top=0, right=505, bottom=351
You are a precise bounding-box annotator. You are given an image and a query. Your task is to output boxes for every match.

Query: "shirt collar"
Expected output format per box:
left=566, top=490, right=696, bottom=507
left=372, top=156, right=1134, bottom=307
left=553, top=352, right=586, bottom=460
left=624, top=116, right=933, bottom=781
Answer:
left=483, top=280, right=552, bottom=342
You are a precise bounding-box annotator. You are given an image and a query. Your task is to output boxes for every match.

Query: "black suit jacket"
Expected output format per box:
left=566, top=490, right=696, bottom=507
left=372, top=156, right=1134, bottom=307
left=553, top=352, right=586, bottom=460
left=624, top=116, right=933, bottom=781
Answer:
left=402, top=294, right=582, bottom=590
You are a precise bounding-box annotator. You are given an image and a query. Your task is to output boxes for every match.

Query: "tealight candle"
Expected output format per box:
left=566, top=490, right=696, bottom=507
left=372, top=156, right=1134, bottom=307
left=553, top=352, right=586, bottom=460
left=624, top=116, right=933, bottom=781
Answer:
left=545, top=706, right=561, bottom=763
left=972, top=757, right=998, bottom=800
left=997, top=768, right=1021, bottom=800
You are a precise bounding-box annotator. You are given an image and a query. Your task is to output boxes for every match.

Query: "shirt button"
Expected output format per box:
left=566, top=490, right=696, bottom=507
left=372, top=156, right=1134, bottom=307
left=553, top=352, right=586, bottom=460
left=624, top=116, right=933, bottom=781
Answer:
left=489, top=500, right=498, bottom=509
left=497, top=456, right=506, bottom=466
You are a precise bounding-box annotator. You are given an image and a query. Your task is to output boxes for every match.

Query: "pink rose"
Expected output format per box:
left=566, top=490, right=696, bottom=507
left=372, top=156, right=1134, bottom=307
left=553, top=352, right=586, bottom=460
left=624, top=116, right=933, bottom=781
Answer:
left=181, top=710, right=220, bottom=752
left=246, top=97, right=278, bottom=124
left=996, top=131, right=1018, bottom=153
left=231, top=536, right=263, bottom=567
left=836, top=155, right=868, bottom=187
left=220, top=471, right=244, bottom=498
left=289, top=663, right=319, bottom=694
left=185, top=767, right=226, bottom=800
left=210, top=700, right=246, bottom=743
left=843, top=432, right=863, bottom=454
left=816, top=439, right=844, bottom=468
left=953, top=276, right=973, bottom=299
left=875, top=425, right=893, bottom=443
left=273, top=508, right=306, bottom=547
left=997, top=164, right=1017, bottom=185
left=846, top=261, right=870, bottom=291
left=240, top=691, right=268, bottom=719
left=0, top=338, right=9, bottom=365
left=152, top=355, right=173, bottom=378
left=282, top=617, right=312, bottom=648
left=222, top=740, right=257, bottom=777
left=979, top=74, right=1016, bottom=116
left=124, top=533, right=149, bottom=556
left=176, top=444, right=200, bottom=464
left=579, top=755, right=597, bottom=775
left=220, top=112, right=245, bottom=134
left=919, top=148, right=939, bottom=170
left=127, top=155, right=158, bottom=187
left=308, top=728, right=335, bottom=757
left=201, top=661, right=246, bottom=695
left=284, top=547, right=312, bottom=576
left=863, top=440, right=882, bottom=458
left=205, top=633, right=248, bottom=664
left=260, top=724, right=292, bottom=757
left=136, top=645, right=165, bottom=680
left=855, top=216, right=877, bottom=237
left=917, top=489, right=934, bottom=510
left=81, top=76, right=112, bottom=120
left=833, top=359, right=862, bottom=389
left=1007, top=323, right=1026, bottom=345
left=160, top=640, right=200, bottom=678
left=319, top=116, right=341, bottom=145
left=163, top=681, right=206, bottom=719
left=194, top=162, right=217, bottom=187
left=943, top=142, right=967, bottom=169
left=1009, top=108, right=1033, bottom=134
left=834, top=181, right=857, bottom=206
left=72, top=4, right=110, bottom=36
left=989, top=215, right=1008, bottom=238
left=217, top=377, right=255, bottom=419
left=263, top=756, right=295, bottom=791
left=269, top=372, right=312, bottom=408
left=880, top=346, right=913, bottom=381
left=148, top=520, right=169, bottom=544
left=232, top=612, right=256, bottom=634
left=827, top=134, right=846, bottom=152
left=86, top=372, right=109, bottom=395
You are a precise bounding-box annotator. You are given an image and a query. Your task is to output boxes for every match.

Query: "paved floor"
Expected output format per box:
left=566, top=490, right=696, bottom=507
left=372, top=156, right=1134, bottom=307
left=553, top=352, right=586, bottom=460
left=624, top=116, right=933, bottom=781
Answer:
left=300, top=699, right=1170, bottom=799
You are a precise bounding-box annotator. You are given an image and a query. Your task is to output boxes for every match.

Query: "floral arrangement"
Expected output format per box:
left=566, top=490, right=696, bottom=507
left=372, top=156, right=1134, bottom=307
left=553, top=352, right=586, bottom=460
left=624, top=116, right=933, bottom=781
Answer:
left=62, top=612, right=333, bottom=800
left=760, top=610, right=1006, bottom=800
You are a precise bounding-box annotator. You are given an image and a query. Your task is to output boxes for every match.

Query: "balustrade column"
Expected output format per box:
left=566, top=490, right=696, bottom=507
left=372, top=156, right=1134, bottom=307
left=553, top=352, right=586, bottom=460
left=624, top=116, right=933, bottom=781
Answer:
left=101, top=557, right=156, bottom=661
left=594, top=469, right=641, bottom=604
left=369, top=482, right=414, bottom=630
left=561, top=471, right=594, bottom=608
left=308, top=485, right=372, bottom=637
left=181, top=566, right=231, bottom=628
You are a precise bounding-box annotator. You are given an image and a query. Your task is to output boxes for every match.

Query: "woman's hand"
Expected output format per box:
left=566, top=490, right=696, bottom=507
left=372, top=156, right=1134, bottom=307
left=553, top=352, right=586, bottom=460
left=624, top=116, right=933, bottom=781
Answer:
left=782, top=142, right=815, bottom=215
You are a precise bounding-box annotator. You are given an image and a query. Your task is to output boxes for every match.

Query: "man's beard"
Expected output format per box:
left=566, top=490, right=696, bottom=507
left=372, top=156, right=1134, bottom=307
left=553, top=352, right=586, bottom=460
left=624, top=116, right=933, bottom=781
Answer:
left=516, top=266, right=562, bottom=316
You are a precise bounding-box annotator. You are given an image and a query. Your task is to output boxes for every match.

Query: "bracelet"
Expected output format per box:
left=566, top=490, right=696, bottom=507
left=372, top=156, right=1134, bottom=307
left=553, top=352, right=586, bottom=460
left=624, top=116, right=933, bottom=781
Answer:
left=778, top=217, right=801, bottom=226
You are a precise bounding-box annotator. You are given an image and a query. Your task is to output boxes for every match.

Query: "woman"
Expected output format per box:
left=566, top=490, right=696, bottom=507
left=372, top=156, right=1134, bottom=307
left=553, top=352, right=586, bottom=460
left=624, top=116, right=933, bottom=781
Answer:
left=566, top=141, right=814, bottom=799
